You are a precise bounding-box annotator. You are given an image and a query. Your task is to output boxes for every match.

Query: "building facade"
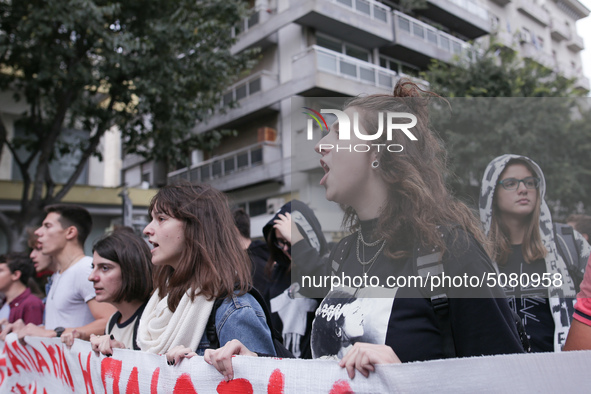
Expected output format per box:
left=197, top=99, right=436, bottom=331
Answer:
left=157, top=0, right=589, bottom=239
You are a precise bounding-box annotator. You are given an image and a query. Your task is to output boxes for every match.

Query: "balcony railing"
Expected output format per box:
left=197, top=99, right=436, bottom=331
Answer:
left=232, top=9, right=262, bottom=38
left=310, top=45, right=401, bottom=89
left=219, top=70, right=278, bottom=108
left=447, top=0, right=488, bottom=21
left=330, top=0, right=390, bottom=23
left=168, top=142, right=280, bottom=184
left=394, top=11, right=469, bottom=57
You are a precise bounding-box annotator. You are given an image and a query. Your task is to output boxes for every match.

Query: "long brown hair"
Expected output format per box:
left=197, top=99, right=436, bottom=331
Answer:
left=343, top=79, right=486, bottom=259
left=489, top=159, right=547, bottom=265
left=149, top=182, right=251, bottom=312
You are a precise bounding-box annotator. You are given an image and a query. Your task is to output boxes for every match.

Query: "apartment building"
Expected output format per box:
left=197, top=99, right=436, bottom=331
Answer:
left=156, top=0, right=588, bottom=239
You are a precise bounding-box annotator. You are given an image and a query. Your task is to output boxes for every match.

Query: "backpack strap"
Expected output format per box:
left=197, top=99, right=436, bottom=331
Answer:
left=413, top=245, right=456, bottom=358
left=554, top=223, right=583, bottom=293
left=206, top=298, right=225, bottom=350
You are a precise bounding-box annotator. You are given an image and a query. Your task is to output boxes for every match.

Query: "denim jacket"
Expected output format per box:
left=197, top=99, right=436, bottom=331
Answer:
left=195, top=292, right=276, bottom=356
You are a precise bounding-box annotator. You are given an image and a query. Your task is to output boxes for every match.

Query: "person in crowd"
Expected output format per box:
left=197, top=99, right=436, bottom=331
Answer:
left=204, top=80, right=525, bottom=380
left=0, top=253, right=44, bottom=325
left=564, top=255, right=591, bottom=350
left=479, top=154, right=591, bottom=353
left=232, top=207, right=270, bottom=294
left=262, top=200, right=329, bottom=358
left=27, top=229, right=56, bottom=300
left=566, top=214, right=591, bottom=242
left=61, top=227, right=153, bottom=352
left=0, top=204, right=116, bottom=341
left=131, top=182, right=276, bottom=365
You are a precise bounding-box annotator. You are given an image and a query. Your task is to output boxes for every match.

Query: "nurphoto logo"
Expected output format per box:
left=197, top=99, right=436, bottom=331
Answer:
left=303, top=107, right=417, bottom=153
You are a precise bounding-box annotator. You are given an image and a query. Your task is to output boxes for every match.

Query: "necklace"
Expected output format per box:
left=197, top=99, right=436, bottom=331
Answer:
left=356, top=231, right=386, bottom=275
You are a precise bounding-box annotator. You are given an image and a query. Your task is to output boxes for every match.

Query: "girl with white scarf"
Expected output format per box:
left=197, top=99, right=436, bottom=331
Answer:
left=100, top=182, right=276, bottom=365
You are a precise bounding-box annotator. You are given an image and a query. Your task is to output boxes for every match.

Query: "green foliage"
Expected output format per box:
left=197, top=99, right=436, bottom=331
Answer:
left=422, top=44, right=590, bottom=217
left=0, top=0, right=256, bottom=249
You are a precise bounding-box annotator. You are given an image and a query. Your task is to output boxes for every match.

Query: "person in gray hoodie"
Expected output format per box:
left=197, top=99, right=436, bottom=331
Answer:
left=479, top=154, right=591, bottom=352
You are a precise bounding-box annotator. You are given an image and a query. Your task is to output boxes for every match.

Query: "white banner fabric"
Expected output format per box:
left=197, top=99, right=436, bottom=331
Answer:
left=0, top=334, right=590, bottom=393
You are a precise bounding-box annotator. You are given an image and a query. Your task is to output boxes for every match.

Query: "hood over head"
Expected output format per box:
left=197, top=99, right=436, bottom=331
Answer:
left=479, top=153, right=548, bottom=236
left=263, top=200, right=328, bottom=269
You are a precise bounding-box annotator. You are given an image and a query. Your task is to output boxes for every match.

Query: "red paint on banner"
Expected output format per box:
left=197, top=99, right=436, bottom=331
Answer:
left=172, top=373, right=198, bottom=393
left=32, top=346, right=51, bottom=375
left=126, top=366, right=140, bottom=394
left=267, top=369, right=285, bottom=394
left=41, top=342, right=75, bottom=391
left=216, top=378, right=253, bottom=394
left=101, top=357, right=123, bottom=394
left=329, top=379, right=354, bottom=394
left=151, top=367, right=160, bottom=394
left=5, top=341, right=27, bottom=376
left=78, top=352, right=95, bottom=394
left=58, top=343, right=75, bottom=391
left=0, top=357, right=5, bottom=386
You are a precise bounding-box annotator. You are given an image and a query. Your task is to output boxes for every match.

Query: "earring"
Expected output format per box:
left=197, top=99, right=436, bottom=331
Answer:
left=336, top=327, right=342, bottom=338
left=371, top=160, right=379, bottom=169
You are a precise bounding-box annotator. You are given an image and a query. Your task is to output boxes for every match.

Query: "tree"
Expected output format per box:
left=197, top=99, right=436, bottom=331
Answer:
left=0, top=0, right=257, bottom=251
left=422, top=43, right=591, bottom=218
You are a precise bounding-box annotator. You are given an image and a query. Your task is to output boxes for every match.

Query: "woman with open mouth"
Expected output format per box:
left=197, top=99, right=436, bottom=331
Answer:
left=204, top=79, right=526, bottom=380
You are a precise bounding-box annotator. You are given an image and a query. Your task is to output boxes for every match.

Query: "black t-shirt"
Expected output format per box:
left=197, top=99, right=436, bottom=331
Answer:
left=311, top=224, right=524, bottom=362
left=498, top=244, right=554, bottom=353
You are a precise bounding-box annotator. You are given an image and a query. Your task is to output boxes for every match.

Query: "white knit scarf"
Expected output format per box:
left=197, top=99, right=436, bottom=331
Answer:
left=137, top=289, right=214, bottom=354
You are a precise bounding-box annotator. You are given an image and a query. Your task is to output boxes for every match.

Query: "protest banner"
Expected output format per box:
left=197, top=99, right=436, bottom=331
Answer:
left=0, top=334, right=590, bottom=393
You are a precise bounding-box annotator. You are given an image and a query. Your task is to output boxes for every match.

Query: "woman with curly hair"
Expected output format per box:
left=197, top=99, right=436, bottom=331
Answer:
left=204, top=80, right=524, bottom=380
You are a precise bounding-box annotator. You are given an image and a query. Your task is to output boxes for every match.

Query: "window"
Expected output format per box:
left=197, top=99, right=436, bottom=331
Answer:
left=317, top=34, right=371, bottom=62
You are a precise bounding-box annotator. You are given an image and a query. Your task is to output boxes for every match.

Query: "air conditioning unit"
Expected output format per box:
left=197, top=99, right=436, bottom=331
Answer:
left=266, top=197, right=285, bottom=214
left=517, top=31, right=528, bottom=44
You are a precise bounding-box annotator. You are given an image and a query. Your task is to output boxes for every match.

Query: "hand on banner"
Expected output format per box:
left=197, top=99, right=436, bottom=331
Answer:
left=16, top=323, right=55, bottom=344
left=0, top=318, right=25, bottom=340
left=90, top=333, right=126, bottom=356
left=338, top=342, right=401, bottom=379
left=61, top=329, right=82, bottom=348
left=204, top=339, right=258, bottom=382
left=165, top=345, right=197, bottom=366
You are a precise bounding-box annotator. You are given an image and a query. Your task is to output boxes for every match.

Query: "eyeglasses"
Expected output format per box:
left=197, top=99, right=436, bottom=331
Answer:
left=498, top=176, right=540, bottom=191
left=274, top=238, right=290, bottom=250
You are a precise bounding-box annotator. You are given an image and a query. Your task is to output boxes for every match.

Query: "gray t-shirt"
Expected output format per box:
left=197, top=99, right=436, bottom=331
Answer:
left=44, top=256, right=95, bottom=330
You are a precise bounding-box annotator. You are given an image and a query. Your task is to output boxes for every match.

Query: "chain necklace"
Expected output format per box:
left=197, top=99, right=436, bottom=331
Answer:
left=356, top=231, right=386, bottom=275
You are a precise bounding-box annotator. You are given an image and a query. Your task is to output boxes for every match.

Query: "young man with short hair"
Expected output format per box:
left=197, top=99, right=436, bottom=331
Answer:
left=1, top=204, right=115, bottom=341
left=0, top=253, right=44, bottom=324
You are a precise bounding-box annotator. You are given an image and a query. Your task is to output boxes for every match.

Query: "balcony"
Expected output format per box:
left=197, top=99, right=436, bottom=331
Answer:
left=567, top=34, right=585, bottom=52
left=231, top=8, right=277, bottom=53
left=520, top=43, right=554, bottom=69
left=383, top=11, right=470, bottom=68
left=550, top=19, right=571, bottom=42
left=418, top=0, right=490, bottom=39
left=556, top=62, right=590, bottom=91
left=220, top=70, right=279, bottom=109
left=167, top=142, right=283, bottom=191
left=490, top=0, right=511, bottom=6
left=291, top=45, right=407, bottom=96
left=292, top=0, right=393, bottom=48
left=516, top=0, right=549, bottom=26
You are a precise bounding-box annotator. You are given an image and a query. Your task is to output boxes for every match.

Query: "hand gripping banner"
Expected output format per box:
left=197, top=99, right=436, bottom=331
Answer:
left=0, top=334, right=590, bottom=393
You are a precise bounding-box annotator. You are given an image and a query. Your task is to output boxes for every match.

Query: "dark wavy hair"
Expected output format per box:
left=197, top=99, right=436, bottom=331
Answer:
left=92, top=227, right=154, bottom=303
left=149, top=182, right=251, bottom=312
left=342, top=79, right=487, bottom=259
